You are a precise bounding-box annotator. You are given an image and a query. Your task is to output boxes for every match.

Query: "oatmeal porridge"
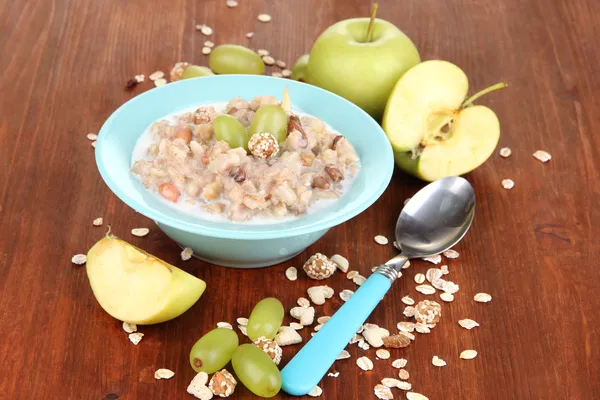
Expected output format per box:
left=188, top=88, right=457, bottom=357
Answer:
left=131, top=92, right=360, bottom=222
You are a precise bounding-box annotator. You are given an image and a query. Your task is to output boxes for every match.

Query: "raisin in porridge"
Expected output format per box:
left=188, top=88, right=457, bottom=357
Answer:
left=131, top=93, right=360, bottom=222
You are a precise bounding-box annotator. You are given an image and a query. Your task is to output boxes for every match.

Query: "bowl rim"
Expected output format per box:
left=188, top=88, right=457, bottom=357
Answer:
left=96, top=75, right=393, bottom=239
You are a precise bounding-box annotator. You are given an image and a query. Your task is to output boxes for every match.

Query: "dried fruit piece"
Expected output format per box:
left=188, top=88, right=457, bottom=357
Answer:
left=458, top=319, right=480, bottom=329
left=533, top=150, right=551, bottom=163
left=285, top=266, right=298, bottom=281
left=414, top=300, right=442, bottom=325
left=374, top=235, right=388, bottom=245
left=356, top=356, right=374, bottom=371
left=474, top=293, right=492, bottom=303
left=202, top=47, right=212, bottom=55
left=432, top=355, right=446, bottom=367
left=254, top=336, right=283, bottom=365
left=382, top=334, right=411, bottom=348
left=208, top=369, right=236, bottom=397
left=303, top=253, right=336, bottom=280
left=374, top=384, right=393, bottom=399
left=330, top=254, right=349, bottom=272
left=307, top=285, right=334, bottom=305
left=460, top=349, right=478, bottom=359
left=154, top=368, right=175, bottom=379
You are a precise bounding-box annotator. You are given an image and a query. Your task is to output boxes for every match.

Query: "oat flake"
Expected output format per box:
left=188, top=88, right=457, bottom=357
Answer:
left=391, top=358, right=407, bottom=368
left=275, top=60, right=287, bottom=68
left=262, top=55, right=275, bottom=65
left=459, top=319, right=480, bottom=329
left=87, top=133, right=98, bottom=141
left=236, top=317, right=248, bottom=326
left=226, top=0, right=238, bottom=7
left=257, top=49, right=270, bottom=56
left=407, top=393, right=429, bottom=400
left=238, top=325, right=248, bottom=336
left=154, top=78, right=167, bottom=87
left=376, top=349, right=391, bottom=359
left=331, top=254, right=349, bottom=272
left=340, top=289, right=354, bottom=302
left=297, top=297, right=310, bottom=307
left=398, top=368, right=409, bottom=380
left=432, top=355, right=446, bottom=367
left=289, top=322, right=303, bottom=330
left=131, top=228, right=150, bottom=237
left=415, top=284, right=436, bottom=295
left=337, top=350, right=351, bottom=360
left=285, top=266, right=298, bottom=281
left=402, top=260, right=411, bottom=269
left=216, top=322, right=233, bottom=329
left=414, top=273, right=425, bottom=284
left=443, top=249, right=459, bottom=258
left=533, top=150, right=551, bottom=162
left=403, top=306, right=416, bottom=317
left=71, top=254, right=87, bottom=265
left=281, top=69, right=292, bottom=78
left=397, top=322, right=415, bottom=332
left=347, top=270, right=359, bottom=279
left=440, top=264, right=449, bottom=275
left=245, top=32, right=254, bottom=38
left=92, top=217, right=103, bottom=226
left=271, top=72, right=283, bottom=78
left=199, top=24, right=213, bottom=35
left=374, top=235, right=389, bottom=245
left=149, top=71, right=165, bottom=81
left=401, top=295, right=415, bottom=305
left=91, top=141, right=96, bottom=148
left=257, top=13, right=272, bottom=22
left=499, top=147, right=512, bottom=157
left=374, top=384, right=393, bottom=400
left=154, top=368, right=175, bottom=379
left=357, top=356, right=374, bottom=371
left=181, top=247, right=193, bottom=261
left=440, top=292, right=454, bottom=302
left=474, top=293, right=492, bottom=303
left=307, top=385, right=322, bottom=397
left=460, top=349, right=478, bottom=359
left=203, top=40, right=214, bottom=48
left=134, top=74, right=145, bottom=83
left=202, top=47, right=212, bottom=55
left=422, top=254, right=442, bottom=264
left=317, top=316, right=330, bottom=324
left=129, top=332, right=144, bottom=345
left=353, top=274, right=366, bottom=286
left=502, top=179, right=515, bottom=189
left=122, top=321, right=137, bottom=333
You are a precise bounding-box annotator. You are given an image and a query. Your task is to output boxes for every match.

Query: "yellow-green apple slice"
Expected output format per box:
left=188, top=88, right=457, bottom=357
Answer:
left=86, top=236, right=206, bottom=325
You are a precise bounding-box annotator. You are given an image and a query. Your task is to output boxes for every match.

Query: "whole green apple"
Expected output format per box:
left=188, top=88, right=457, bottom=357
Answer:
left=306, top=17, right=420, bottom=119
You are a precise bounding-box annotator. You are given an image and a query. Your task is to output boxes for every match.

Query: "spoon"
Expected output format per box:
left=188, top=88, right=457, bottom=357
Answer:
left=280, top=176, right=475, bottom=395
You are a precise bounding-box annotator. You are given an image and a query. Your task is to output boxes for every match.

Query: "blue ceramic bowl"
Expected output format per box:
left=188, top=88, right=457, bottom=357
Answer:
left=96, top=75, right=393, bottom=268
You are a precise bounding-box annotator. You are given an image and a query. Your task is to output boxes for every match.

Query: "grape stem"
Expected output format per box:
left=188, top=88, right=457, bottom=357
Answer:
left=462, top=82, right=508, bottom=108
left=365, top=3, right=379, bottom=43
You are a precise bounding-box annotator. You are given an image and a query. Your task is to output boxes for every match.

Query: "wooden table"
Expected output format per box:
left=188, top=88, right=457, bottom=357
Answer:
left=1, top=0, right=599, bottom=399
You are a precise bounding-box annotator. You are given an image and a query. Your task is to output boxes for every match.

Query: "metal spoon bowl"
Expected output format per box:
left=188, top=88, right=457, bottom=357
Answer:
left=281, top=176, right=476, bottom=396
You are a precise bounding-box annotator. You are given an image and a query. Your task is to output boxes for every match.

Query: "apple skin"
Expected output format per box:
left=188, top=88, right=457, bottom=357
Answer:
left=306, top=18, right=420, bottom=120
left=86, top=237, right=206, bottom=325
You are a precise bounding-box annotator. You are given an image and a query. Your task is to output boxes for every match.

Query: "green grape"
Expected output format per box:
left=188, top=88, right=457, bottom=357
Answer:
left=189, top=328, right=239, bottom=374
left=209, top=45, right=265, bottom=75
left=248, top=105, right=288, bottom=144
left=181, top=65, right=214, bottom=80
left=214, top=115, right=249, bottom=150
left=291, top=54, right=309, bottom=82
left=232, top=344, right=281, bottom=398
left=247, top=297, right=284, bottom=341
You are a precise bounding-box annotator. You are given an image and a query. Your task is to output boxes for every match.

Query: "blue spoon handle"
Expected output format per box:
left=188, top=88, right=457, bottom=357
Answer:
left=280, top=271, right=392, bottom=395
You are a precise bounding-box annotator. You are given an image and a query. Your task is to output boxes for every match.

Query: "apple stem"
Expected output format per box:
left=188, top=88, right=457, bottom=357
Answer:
left=365, top=2, right=379, bottom=43
left=462, top=82, right=508, bottom=108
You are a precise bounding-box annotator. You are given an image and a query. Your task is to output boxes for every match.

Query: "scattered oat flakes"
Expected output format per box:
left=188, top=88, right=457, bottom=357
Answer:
left=307, top=285, right=334, bottom=305
left=414, top=273, right=425, bottom=284
left=236, top=317, right=248, bottom=326
left=131, top=228, right=150, bottom=237
left=91, top=141, right=96, bottom=148
left=197, top=24, right=213, bottom=35
left=290, top=306, right=315, bottom=326
left=257, top=49, right=270, bottom=57
left=187, top=371, right=212, bottom=400
left=422, top=254, right=442, bottom=264
left=154, top=78, right=167, bottom=87
left=285, top=266, right=298, bottom=281
left=459, top=319, right=480, bottom=329
left=347, top=270, right=359, bottom=279
left=406, top=393, right=429, bottom=400
left=533, top=150, right=551, bottom=163
left=474, top=293, right=492, bottom=303
left=398, top=369, right=410, bottom=380
left=432, top=355, right=446, bottom=367
left=426, top=268, right=442, bottom=283
left=275, top=326, right=302, bottom=346
left=376, top=349, right=391, bottom=359
left=122, top=322, right=137, bottom=333
left=262, top=55, right=275, bottom=65
left=339, top=289, right=354, bottom=302
left=134, top=74, right=145, bottom=83
left=382, top=378, right=411, bottom=391
left=317, top=316, right=331, bottom=324
left=403, top=306, right=416, bottom=318
left=440, top=265, right=449, bottom=275
left=499, top=147, right=512, bottom=157
left=202, top=47, right=212, bottom=55
left=271, top=72, right=283, bottom=78
left=297, top=297, right=310, bottom=307
left=149, top=71, right=165, bottom=81
left=397, top=322, right=415, bottom=332
left=87, top=133, right=98, bottom=141
left=337, top=349, right=351, bottom=360
left=374, top=235, right=389, bottom=245
left=440, top=292, right=454, bottom=302
left=415, top=284, right=436, bottom=295
left=245, top=32, right=254, bottom=38
left=401, top=295, right=415, bottom=305
left=226, top=0, right=238, bottom=7
left=216, top=322, right=233, bottom=329
left=460, top=349, right=478, bottom=359
left=128, top=332, right=144, bottom=345
left=443, top=249, right=459, bottom=258
left=382, top=334, right=411, bottom=348
left=502, top=179, right=515, bottom=189
left=331, top=254, right=349, bottom=272
left=257, top=13, right=272, bottom=22
left=357, top=356, right=374, bottom=371
left=181, top=247, right=193, bottom=261
left=391, top=358, right=407, bottom=368
left=353, top=274, right=366, bottom=286
left=327, top=371, right=340, bottom=377
left=92, top=217, right=103, bottom=226
left=208, top=369, right=236, bottom=397
left=154, top=368, right=175, bottom=379
left=307, top=385, right=322, bottom=397
left=204, top=40, right=214, bottom=48
left=289, top=322, right=303, bottom=330
left=281, top=69, right=292, bottom=78
left=374, top=384, right=394, bottom=400
left=71, top=254, right=87, bottom=265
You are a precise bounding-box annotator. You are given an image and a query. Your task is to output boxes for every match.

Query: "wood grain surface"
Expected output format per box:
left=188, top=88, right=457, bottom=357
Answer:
left=1, top=0, right=599, bottom=399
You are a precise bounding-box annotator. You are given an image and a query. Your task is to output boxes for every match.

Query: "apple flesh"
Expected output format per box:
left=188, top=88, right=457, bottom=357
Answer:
left=306, top=18, right=420, bottom=119
left=383, top=60, right=503, bottom=181
left=86, top=236, right=206, bottom=324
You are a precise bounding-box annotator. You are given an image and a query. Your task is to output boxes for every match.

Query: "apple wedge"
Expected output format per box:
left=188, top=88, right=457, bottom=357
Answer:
left=383, top=60, right=506, bottom=181
left=86, top=235, right=206, bottom=325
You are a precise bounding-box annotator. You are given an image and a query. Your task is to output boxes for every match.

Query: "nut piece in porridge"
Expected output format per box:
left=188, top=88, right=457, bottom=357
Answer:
left=130, top=92, right=360, bottom=222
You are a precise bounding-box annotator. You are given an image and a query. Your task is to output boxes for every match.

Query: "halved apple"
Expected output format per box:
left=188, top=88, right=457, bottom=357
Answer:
left=383, top=60, right=505, bottom=181
left=86, top=235, right=206, bottom=325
